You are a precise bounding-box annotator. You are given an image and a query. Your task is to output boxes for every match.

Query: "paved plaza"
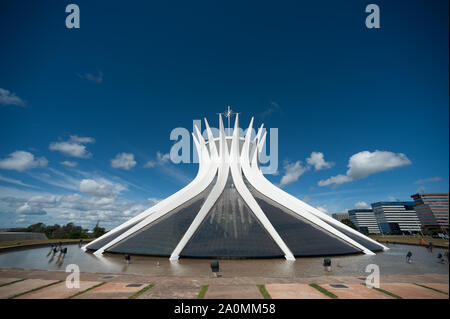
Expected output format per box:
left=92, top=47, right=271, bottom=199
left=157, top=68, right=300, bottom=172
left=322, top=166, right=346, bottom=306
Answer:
left=0, top=268, right=448, bottom=299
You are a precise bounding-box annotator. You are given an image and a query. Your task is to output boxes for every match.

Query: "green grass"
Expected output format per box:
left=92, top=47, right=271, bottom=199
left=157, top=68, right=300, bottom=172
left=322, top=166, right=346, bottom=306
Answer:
left=361, top=283, right=402, bottom=299
left=309, top=283, right=338, bottom=299
left=8, top=279, right=64, bottom=299
left=66, top=281, right=106, bottom=299
left=257, top=284, right=272, bottom=299
left=197, top=285, right=209, bottom=299
left=0, top=278, right=26, bottom=288
left=368, top=234, right=448, bottom=248
left=128, top=283, right=155, bottom=299
left=414, top=283, right=449, bottom=295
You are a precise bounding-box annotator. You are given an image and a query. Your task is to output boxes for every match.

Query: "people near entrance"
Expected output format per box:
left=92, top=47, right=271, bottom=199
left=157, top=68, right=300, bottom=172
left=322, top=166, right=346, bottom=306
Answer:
left=124, top=254, right=131, bottom=264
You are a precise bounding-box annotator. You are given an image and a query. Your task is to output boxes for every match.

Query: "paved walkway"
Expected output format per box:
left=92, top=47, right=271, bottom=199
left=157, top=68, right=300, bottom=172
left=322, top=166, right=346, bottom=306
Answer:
left=0, top=268, right=447, bottom=299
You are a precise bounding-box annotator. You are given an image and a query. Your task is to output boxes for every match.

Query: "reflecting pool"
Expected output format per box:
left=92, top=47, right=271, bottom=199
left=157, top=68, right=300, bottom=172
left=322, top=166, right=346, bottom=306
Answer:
left=0, top=243, right=448, bottom=278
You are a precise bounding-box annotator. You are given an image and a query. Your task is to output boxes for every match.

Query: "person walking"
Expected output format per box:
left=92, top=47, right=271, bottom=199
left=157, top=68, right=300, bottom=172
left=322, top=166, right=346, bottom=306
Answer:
left=406, top=251, right=412, bottom=263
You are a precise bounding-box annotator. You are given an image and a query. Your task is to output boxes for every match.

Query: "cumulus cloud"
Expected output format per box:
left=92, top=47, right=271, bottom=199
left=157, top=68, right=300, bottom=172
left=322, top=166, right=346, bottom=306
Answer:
left=17, top=203, right=47, bottom=215
left=414, top=176, right=442, bottom=184
left=79, top=178, right=126, bottom=197
left=0, top=151, right=48, bottom=172
left=144, top=151, right=170, bottom=168
left=111, top=153, right=137, bottom=170
left=306, top=152, right=334, bottom=170
left=77, top=70, right=103, bottom=84
left=319, top=150, right=411, bottom=186
left=49, top=135, right=95, bottom=158
left=279, top=160, right=309, bottom=187
left=0, top=190, right=161, bottom=229
left=60, top=160, right=78, bottom=167
left=354, top=201, right=369, bottom=209
left=0, top=88, right=26, bottom=106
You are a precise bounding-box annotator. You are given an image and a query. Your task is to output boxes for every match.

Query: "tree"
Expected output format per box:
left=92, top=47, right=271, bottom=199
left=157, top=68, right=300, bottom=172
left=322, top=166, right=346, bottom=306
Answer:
left=26, top=222, right=46, bottom=233
left=92, top=221, right=106, bottom=238
left=341, top=219, right=357, bottom=230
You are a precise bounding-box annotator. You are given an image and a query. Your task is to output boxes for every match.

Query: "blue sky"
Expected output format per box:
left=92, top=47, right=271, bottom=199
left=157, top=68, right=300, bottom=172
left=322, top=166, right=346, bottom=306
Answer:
left=0, top=0, right=448, bottom=229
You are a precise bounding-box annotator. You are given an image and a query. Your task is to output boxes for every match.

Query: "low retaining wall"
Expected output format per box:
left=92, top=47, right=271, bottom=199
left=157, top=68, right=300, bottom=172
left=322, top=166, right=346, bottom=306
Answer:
left=0, top=232, right=48, bottom=241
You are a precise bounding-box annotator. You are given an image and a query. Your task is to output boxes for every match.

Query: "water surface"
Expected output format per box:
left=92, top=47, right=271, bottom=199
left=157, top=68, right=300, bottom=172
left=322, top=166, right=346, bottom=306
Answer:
left=0, top=243, right=448, bottom=278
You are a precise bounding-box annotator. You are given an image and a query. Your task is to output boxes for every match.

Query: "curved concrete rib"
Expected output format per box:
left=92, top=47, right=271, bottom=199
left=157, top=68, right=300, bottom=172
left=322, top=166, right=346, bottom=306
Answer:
left=230, top=115, right=295, bottom=260
left=91, top=126, right=217, bottom=255
left=169, top=114, right=230, bottom=260
left=241, top=119, right=376, bottom=255
left=255, top=129, right=388, bottom=251
left=83, top=129, right=209, bottom=251
left=245, top=124, right=385, bottom=253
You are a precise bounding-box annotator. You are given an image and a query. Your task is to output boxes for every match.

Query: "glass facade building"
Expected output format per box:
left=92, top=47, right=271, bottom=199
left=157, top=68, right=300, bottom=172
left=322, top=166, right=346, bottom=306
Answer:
left=348, top=209, right=380, bottom=234
left=371, top=202, right=421, bottom=234
left=411, top=193, right=449, bottom=230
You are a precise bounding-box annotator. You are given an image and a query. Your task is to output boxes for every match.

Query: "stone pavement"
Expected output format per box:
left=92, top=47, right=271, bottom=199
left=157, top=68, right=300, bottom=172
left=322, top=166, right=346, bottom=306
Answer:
left=321, top=283, right=394, bottom=299
left=266, top=283, right=330, bottom=299
left=0, top=268, right=448, bottom=299
left=16, top=280, right=101, bottom=299
left=73, top=282, right=145, bottom=299
left=379, top=283, right=448, bottom=299
left=0, top=278, right=58, bottom=299
left=205, top=284, right=263, bottom=299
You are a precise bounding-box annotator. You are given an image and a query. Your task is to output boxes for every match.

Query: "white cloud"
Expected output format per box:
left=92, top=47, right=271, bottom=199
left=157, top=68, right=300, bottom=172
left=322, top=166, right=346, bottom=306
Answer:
left=417, top=186, right=426, bottom=193
left=144, top=151, right=170, bottom=168
left=69, top=136, right=95, bottom=144
left=77, top=70, right=103, bottom=84
left=318, top=174, right=352, bottom=186
left=279, top=160, right=309, bottom=187
left=306, top=152, right=334, bottom=170
left=0, top=151, right=48, bottom=172
left=111, top=153, right=137, bottom=170
left=259, top=101, right=282, bottom=118
left=354, top=201, right=369, bottom=209
left=147, top=197, right=162, bottom=205
left=0, top=174, right=39, bottom=189
left=414, top=176, right=442, bottom=184
left=79, top=178, right=126, bottom=197
left=319, top=150, right=411, bottom=186
left=60, top=160, right=78, bottom=167
left=17, top=203, right=47, bottom=215
left=0, top=88, right=26, bottom=106
left=0, top=187, right=161, bottom=229
left=49, top=135, right=95, bottom=158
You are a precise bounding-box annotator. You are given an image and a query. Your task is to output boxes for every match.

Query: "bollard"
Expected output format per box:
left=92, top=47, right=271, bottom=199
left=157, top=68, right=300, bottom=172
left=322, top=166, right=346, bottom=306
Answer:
left=323, top=258, right=331, bottom=272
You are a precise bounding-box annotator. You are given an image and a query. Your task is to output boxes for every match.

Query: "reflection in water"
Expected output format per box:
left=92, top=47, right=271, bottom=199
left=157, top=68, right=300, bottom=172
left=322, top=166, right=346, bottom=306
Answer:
left=0, top=243, right=447, bottom=278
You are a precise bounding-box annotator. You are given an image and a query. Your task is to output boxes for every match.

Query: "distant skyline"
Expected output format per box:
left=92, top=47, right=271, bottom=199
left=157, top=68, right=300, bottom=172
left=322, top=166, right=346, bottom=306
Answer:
left=0, top=0, right=448, bottom=229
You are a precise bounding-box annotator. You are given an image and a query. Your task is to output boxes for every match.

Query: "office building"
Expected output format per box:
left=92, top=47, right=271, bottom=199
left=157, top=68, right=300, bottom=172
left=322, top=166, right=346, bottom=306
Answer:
left=371, top=202, right=421, bottom=234
left=411, top=193, right=449, bottom=230
left=348, top=209, right=380, bottom=234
